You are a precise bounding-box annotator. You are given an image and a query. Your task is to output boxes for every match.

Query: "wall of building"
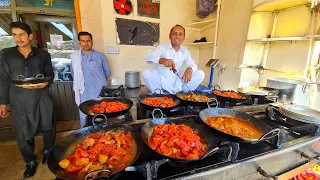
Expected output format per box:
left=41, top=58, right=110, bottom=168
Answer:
left=241, top=4, right=313, bottom=87
left=213, top=0, right=254, bottom=90
left=79, top=0, right=208, bottom=85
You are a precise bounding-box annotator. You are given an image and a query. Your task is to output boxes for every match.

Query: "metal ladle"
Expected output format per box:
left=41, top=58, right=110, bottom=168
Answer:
left=172, top=69, right=197, bottom=98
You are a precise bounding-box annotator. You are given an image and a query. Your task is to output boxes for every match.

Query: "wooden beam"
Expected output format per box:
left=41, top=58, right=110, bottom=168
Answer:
left=74, top=0, right=82, bottom=33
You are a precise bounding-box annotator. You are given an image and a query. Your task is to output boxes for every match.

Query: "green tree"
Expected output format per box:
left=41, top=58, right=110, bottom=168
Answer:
left=0, top=36, right=15, bottom=50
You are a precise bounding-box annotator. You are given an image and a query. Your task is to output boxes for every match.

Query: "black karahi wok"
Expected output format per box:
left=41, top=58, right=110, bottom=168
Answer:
left=137, top=89, right=180, bottom=111
left=47, top=124, right=143, bottom=180
left=237, top=87, right=279, bottom=104
left=175, top=91, right=217, bottom=107
left=79, top=98, right=133, bottom=118
left=237, top=87, right=278, bottom=96
left=141, top=109, right=219, bottom=162
left=199, top=107, right=280, bottom=143
left=212, top=89, right=247, bottom=104
left=212, top=85, right=247, bottom=104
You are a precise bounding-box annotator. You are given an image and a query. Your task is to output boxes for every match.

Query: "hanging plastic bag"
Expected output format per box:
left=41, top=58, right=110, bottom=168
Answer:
left=196, top=0, right=215, bottom=19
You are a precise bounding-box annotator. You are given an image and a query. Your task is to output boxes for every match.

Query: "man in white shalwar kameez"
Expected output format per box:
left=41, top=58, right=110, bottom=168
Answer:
left=142, top=25, right=205, bottom=94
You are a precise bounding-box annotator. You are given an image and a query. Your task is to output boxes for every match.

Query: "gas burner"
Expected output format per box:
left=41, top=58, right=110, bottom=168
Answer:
left=99, top=85, right=126, bottom=98
left=137, top=103, right=186, bottom=119
left=125, top=159, right=168, bottom=179
left=215, top=140, right=240, bottom=162
left=219, top=101, right=248, bottom=108
left=167, top=160, right=189, bottom=168
left=84, top=112, right=133, bottom=127
left=185, top=106, right=206, bottom=115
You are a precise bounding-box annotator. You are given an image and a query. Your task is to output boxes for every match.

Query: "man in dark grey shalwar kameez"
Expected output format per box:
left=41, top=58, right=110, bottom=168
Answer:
left=0, top=22, right=56, bottom=178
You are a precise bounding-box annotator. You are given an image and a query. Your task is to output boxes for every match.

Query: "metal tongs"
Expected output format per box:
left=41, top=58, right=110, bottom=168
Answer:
left=172, top=69, right=196, bottom=97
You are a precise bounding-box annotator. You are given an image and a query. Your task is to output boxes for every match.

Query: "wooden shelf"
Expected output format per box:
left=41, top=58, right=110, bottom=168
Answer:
left=184, top=19, right=216, bottom=29
left=183, top=42, right=214, bottom=46
left=246, top=35, right=320, bottom=43
left=253, top=0, right=310, bottom=12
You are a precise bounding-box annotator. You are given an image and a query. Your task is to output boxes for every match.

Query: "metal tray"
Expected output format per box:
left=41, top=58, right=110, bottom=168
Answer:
left=12, top=74, right=51, bottom=85
left=279, top=105, right=320, bottom=124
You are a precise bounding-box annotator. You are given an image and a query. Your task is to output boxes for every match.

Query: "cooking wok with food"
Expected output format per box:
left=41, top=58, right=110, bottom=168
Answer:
left=175, top=91, right=217, bottom=106
left=47, top=124, right=143, bottom=180
left=199, top=105, right=280, bottom=143
left=141, top=109, right=218, bottom=162
left=79, top=98, right=133, bottom=118
left=137, top=88, right=180, bottom=110
left=237, top=86, right=279, bottom=104
left=212, top=85, right=247, bottom=103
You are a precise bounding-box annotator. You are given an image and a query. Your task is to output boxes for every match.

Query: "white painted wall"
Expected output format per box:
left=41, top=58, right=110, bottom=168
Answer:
left=241, top=3, right=313, bottom=88
left=247, top=12, right=274, bottom=39
left=274, top=6, right=311, bottom=37
left=213, top=0, right=254, bottom=90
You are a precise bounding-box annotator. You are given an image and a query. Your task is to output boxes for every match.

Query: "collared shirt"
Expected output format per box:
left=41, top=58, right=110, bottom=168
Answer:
left=71, top=49, right=111, bottom=101
left=146, top=43, right=197, bottom=73
left=80, top=50, right=111, bottom=87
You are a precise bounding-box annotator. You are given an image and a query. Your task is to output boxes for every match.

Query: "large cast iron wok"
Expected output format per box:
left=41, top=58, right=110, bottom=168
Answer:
left=137, top=89, right=180, bottom=111
left=199, top=105, right=280, bottom=143
left=175, top=91, right=217, bottom=107
left=141, top=109, right=219, bottom=162
left=79, top=98, right=133, bottom=118
left=237, top=87, right=279, bottom=104
left=47, top=124, right=143, bottom=180
left=212, top=86, right=247, bottom=106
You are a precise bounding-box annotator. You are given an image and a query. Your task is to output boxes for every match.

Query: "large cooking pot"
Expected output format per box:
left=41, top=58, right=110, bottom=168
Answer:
left=199, top=104, right=280, bottom=143
left=175, top=91, right=217, bottom=107
left=47, top=124, right=143, bottom=180
left=137, top=89, right=180, bottom=111
left=266, top=78, right=311, bottom=106
left=79, top=98, right=133, bottom=118
left=141, top=109, right=219, bottom=162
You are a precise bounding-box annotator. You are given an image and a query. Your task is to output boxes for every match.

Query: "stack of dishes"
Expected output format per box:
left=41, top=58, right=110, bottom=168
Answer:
left=279, top=104, right=320, bottom=124
left=125, top=71, right=141, bottom=88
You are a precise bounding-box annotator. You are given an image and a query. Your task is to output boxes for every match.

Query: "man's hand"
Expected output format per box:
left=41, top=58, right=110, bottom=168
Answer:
left=182, top=68, right=193, bottom=83
left=159, top=58, right=175, bottom=70
left=0, top=105, right=8, bottom=118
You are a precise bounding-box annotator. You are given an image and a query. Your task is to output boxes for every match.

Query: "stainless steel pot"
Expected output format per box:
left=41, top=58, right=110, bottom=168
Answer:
left=266, top=78, right=311, bottom=106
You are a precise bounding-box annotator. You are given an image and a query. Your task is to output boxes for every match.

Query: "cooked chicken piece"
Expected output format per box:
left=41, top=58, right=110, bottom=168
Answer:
left=83, top=138, right=95, bottom=147
left=78, top=162, right=93, bottom=175
left=104, top=140, right=116, bottom=145
left=98, top=154, right=108, bottom=164
left=75, top=158, right=90, bottom=167
left=88, top=163, right=103, bottom=173
left=58, top=159, right=70, bottom=169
